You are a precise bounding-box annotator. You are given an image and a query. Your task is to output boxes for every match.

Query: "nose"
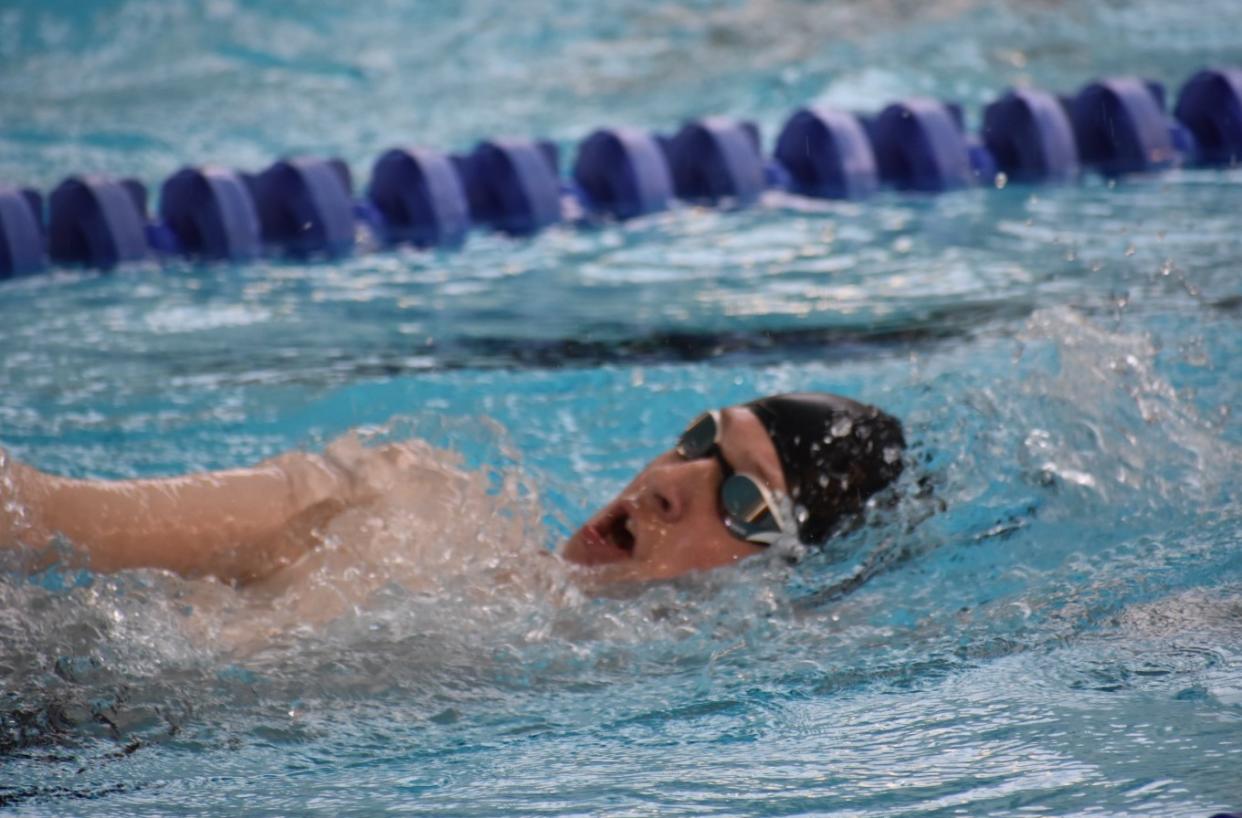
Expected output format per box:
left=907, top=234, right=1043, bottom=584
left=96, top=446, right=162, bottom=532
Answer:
left=637, top=458, right=713, bottom=523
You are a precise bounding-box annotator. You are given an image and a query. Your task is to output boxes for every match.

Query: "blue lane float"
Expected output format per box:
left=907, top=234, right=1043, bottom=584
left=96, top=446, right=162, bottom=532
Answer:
left=1070, top=77, right=1182, bottom=175
left=0, top=186, right=46, bottom=278
left=158, top=167, right=262, bottom=262
left=47, top=176, right=150, bottom=269
left=251, top=157, right=356, bottom=257
left=572, top=127, right=674, bottom=219
left=982, top=88, right=1080, bottom=183
left=3, top=65, right=1240, bottom=277
left=664, top=117, right=766, bottom=206
left=773, top=107, right=879, bottom=199
left=1175, top=67, right=1242, bottom=166
left=456, top=139, right=562, bottom=236
left=367, top=147, right=471, bottom=248
left=866, top=98, right=978, bottom=192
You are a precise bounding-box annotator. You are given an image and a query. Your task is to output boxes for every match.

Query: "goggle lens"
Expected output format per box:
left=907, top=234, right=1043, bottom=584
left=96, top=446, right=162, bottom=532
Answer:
left=675, top=409, right=792, bottom=546
left=676, top=411, right=719, bottom=460
left=721, top=473, right=783, bottom=542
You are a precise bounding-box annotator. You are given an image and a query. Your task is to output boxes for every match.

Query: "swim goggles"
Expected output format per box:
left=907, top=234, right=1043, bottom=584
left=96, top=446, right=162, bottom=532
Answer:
left=676, top=410, right=796, bottom=546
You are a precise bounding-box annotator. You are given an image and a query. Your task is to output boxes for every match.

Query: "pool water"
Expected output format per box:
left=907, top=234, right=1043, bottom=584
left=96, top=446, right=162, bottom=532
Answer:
left=2, top=0, right=1241, bottom=815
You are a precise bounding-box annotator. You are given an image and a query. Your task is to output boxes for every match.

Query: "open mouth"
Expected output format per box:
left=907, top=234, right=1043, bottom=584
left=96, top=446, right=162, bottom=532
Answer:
left=602, top=505, right=636, bottom=555
left=567, top=501, right=637, bottom=565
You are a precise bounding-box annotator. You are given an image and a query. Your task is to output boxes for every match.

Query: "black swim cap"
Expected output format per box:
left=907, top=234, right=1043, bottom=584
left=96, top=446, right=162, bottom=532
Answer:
left=747, top=393, right=905, bottom=544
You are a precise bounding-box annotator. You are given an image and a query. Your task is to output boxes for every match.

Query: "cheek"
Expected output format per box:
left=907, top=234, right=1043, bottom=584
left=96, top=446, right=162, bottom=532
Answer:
left=654, top=518, right=756, bottom=571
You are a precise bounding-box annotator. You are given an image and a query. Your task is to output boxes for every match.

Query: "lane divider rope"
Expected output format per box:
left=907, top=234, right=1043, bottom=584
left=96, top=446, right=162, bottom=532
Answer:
left=2, top=67, right=1239, bottom=279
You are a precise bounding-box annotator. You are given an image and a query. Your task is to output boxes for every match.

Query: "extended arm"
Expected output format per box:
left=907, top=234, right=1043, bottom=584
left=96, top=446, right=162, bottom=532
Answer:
left=0, top=449, right=350, bottom=584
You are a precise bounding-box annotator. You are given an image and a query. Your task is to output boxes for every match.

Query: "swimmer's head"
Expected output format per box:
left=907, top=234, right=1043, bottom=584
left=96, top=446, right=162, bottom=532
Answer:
left=747, top=393, right=905, bottom=545
left=562, top=392, right=905, bottom=582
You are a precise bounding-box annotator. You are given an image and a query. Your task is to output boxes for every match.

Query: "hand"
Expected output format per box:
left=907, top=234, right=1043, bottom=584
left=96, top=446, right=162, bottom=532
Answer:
left=320, top=436, right=450, bottom=505
left=260, top=451, right=354, bottom=512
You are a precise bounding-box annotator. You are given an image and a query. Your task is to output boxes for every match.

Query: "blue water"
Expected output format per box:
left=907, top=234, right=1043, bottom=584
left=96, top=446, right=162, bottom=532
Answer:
left=2, top=1, right=1241, bottom=815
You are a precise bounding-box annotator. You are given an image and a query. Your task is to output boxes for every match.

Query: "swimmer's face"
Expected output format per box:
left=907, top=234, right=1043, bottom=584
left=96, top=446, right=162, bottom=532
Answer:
left=562, top=406, right=788, bottom=582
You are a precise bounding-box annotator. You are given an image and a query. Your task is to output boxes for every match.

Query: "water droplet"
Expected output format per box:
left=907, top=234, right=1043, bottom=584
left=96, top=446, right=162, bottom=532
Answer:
left=830, top=417, right=853, bottom=438
left=883, top=446, right=901, bottom=464
left=994, top=172, right=1008, bottom=189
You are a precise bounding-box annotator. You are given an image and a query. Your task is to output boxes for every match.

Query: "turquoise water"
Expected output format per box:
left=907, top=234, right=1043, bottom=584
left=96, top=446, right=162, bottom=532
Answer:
left=2, top=0, right=1241, bottom=815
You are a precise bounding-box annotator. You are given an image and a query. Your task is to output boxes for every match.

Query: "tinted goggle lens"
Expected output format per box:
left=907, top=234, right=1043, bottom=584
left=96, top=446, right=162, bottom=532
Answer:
left=676, top=409, right=792, bottom=546
left=676, top=411, right=719, bottom=460
left=721, top=473, right=784, bottom=543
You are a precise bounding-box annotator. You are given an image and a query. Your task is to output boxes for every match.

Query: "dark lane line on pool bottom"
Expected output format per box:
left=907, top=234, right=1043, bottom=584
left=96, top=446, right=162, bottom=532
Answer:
left=308, top=292, right=1242, bottom=375
left=127, top=299, right=1033, bottom=384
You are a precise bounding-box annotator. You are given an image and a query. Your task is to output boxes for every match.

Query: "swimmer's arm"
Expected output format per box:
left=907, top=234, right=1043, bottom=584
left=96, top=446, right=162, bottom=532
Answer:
left=0, top=452, right=349, bottom=584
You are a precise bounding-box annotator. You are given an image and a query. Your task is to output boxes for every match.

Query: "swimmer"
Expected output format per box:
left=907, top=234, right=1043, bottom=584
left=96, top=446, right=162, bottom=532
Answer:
left=0, top=393, right=904, bottom=586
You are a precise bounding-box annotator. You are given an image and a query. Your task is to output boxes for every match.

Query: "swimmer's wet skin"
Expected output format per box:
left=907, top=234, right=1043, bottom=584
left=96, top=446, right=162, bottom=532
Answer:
left=561, top=393, right=905, bottom=582
left=0, top=392, right=904, bottom=586
left=0, top=447, right=354, bottom=583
